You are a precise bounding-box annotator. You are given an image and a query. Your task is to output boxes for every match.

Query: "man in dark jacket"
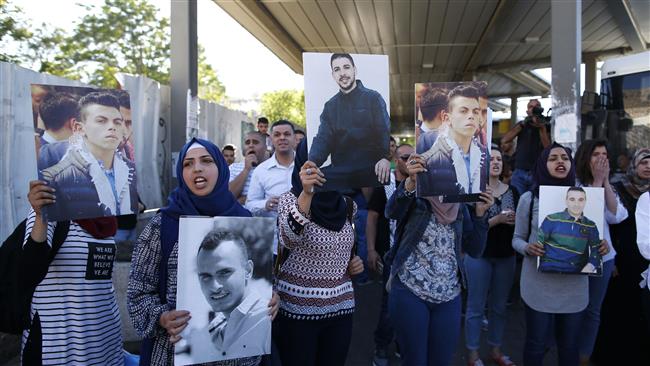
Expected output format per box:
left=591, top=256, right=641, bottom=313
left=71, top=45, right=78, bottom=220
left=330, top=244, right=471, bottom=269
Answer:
left=41, top=92, right=137, bottom=221
left=309, top=53, right=391, bottom=190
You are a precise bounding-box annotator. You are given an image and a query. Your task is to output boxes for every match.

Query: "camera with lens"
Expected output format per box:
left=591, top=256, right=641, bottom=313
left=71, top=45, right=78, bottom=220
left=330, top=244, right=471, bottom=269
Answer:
left=526, top=105, right=551, bottom=126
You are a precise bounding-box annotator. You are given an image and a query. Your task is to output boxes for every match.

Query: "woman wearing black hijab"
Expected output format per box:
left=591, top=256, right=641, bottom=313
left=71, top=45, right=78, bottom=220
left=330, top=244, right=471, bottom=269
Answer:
left=273, top=140, right=363, bottom=366
left=512, top=142, right=609, bottom=366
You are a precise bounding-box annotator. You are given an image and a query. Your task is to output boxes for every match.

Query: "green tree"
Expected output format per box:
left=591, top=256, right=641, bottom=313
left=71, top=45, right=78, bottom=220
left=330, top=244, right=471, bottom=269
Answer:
left=198, top=44, right=226, bottom=103
left=3, top=0, right=226, bottom=102
left=260, top=89, right=305, bottom=127
left=56, top=0, right=171, bottom=87
left=0, top=0, right=37, bottom=63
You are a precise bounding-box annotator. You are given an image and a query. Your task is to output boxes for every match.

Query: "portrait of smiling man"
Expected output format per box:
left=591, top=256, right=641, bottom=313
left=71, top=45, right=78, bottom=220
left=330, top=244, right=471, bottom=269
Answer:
left=306, top=52, right=391, bottom=191
left=175, top=222, right=273, bottom=365
left=538, top=186, right=603, bottom=275
left=39, top=90, right=137, bottom=221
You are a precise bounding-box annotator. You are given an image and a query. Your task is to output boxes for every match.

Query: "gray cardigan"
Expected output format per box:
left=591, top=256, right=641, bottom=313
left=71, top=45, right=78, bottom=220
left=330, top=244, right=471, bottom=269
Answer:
left=512, top=191, right=588, bottom=313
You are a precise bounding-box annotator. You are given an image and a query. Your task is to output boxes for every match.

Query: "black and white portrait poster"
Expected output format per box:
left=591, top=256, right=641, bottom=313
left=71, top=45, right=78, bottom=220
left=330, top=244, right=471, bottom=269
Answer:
left=414, top=81, right=490, bottom=202
left=31, top=84, right=137, bottom=221
left=303, top=52, right=391, bottom=191
left=537, top=186, right=605, bottom=276
left=175, top=216, right=274, bottom=365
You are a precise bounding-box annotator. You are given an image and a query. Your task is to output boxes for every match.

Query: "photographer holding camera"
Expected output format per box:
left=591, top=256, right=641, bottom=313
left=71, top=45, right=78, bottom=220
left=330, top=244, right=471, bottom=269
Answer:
left=501, top=99, right=551, bottom=195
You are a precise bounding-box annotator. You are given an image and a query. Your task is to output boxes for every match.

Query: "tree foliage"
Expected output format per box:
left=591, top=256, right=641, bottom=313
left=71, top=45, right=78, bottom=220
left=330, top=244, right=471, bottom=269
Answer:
left=2, top=0, right=226, bottom=103
left=260, top=89, right=306, bottom=128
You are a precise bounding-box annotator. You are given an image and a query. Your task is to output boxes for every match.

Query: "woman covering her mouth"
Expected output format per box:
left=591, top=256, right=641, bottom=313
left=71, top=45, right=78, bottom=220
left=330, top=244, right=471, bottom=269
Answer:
left=127, top=138, right=279, bottom=366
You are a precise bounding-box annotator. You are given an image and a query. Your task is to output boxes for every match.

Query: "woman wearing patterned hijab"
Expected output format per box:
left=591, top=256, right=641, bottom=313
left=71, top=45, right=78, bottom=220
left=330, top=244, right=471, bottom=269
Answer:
left=127, top=138, right=278, bottom=366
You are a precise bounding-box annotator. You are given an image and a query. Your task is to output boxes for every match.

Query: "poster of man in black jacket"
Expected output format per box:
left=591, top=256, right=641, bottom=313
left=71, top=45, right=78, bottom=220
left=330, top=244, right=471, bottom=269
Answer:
left=416, top=82, right=489, bottom=202
left=33, top=86, right=138, bottom=221
left=304, top=53, right=391, bottom=191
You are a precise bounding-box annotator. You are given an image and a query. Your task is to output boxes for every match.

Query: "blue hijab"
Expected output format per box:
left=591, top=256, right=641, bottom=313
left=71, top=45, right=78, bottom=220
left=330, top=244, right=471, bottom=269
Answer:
left=140, top=138, right=251, bottom=365
left=160, top=137, right=251, bottom=265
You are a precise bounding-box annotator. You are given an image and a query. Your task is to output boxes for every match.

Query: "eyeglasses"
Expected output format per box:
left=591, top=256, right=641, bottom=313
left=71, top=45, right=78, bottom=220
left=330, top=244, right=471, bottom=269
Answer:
left=399, top=155, right=410, bottom=162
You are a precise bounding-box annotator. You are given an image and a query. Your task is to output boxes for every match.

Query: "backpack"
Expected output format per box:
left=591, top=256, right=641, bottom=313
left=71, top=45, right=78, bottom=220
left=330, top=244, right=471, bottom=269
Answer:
left=0, top=219, right=70, bottom=334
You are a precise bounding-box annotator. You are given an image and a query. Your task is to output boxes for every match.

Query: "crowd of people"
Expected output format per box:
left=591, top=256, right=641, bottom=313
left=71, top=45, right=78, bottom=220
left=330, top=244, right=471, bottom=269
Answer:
left=9, top=95, right=650, bottom=366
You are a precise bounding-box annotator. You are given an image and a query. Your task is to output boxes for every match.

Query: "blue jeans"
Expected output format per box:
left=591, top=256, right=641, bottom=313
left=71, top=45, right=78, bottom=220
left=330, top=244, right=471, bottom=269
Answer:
left=524, top=305, right=582, bottom=366
left=511, top=169, right=534, bottom=196
left=464, top=255, right=516, bottom=350
left=353, top=208, right=369, bottom=283
left=578, top=259, right=614, bottom=357
left=388, top=279, right=461, bottom=366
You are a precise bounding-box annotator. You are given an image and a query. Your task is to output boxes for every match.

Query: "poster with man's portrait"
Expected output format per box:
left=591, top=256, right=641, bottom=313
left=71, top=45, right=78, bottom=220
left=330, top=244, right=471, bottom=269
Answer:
left=31, top=84, right=137, bottom=221
left=414, top=81, right=490, bottom=202
left=175, top=216, right=274, bottom=365
left=538, top=186, right=605, bottom=276
left=303, top=52, right=391, bottom=191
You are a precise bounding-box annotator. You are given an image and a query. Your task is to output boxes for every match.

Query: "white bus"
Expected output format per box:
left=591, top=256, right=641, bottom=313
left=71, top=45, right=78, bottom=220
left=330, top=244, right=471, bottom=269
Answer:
left=598, top=51, right=650, bottom=168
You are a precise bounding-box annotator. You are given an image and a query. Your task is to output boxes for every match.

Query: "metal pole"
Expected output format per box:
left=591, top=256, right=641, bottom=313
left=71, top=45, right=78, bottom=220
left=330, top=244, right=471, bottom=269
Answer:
left=551, top=0, right=581, bottom=149
left=170, top=0, right=198, bottom=188
left=584, top=55, right=598, bottom=93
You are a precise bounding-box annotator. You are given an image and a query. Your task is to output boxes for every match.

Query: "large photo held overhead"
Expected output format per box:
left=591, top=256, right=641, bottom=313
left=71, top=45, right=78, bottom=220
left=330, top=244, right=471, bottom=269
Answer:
left=175, top=216, right=274, bottom=365
left=303, top=52, right=391, bottom=191
left=31, top=84, right=137, bottom=221
left=415, top=81, right=490, bottom=202
left=537, top=185, right=605, bottom=275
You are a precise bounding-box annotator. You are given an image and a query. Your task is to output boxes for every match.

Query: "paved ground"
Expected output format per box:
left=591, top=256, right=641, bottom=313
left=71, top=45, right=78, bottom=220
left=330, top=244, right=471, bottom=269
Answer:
left=1, top=274, right=560, bottom=366
left=345, top=277, right=558, bottom=366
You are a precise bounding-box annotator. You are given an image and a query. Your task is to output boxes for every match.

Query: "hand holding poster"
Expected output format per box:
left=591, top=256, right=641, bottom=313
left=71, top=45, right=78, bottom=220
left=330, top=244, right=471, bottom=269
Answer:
left=415, top=81, right=490, bottom=202
left=31, top=85, right=137, bottom=221
left=175, top=216, right=274, bottom=365
left=303, top=52, right=390, bottom=191
left=537, top=186, right=605, bottom=275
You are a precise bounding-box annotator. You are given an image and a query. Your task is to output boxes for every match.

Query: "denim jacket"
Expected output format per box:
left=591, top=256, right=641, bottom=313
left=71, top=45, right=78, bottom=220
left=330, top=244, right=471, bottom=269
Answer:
left=384, top=181, right=489, bottom=289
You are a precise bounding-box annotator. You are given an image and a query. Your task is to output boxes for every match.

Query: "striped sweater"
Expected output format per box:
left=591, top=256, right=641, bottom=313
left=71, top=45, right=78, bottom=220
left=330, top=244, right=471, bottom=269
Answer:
left=275, top=192, right=355, bottom=320
left=21, top=210, right=123, bottom=365
left=538, top=209, right=601, bottom=274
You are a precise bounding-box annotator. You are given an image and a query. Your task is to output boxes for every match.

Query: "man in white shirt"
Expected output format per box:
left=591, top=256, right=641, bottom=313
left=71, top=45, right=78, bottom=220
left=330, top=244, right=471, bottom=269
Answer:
left=246, top=120, right=296, bottom=254
left=229, top=131, right=268, bottom=204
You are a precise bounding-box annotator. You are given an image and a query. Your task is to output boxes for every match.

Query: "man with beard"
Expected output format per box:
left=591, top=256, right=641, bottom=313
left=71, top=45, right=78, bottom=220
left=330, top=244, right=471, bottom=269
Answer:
left=309, top=53, right=391, bottom=190
left=229, top=131, right=268, bottom=204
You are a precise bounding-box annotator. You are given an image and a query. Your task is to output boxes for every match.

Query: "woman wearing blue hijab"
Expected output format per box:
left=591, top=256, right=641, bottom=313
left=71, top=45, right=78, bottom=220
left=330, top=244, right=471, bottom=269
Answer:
left=127, top=138, right=278, bottom=366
